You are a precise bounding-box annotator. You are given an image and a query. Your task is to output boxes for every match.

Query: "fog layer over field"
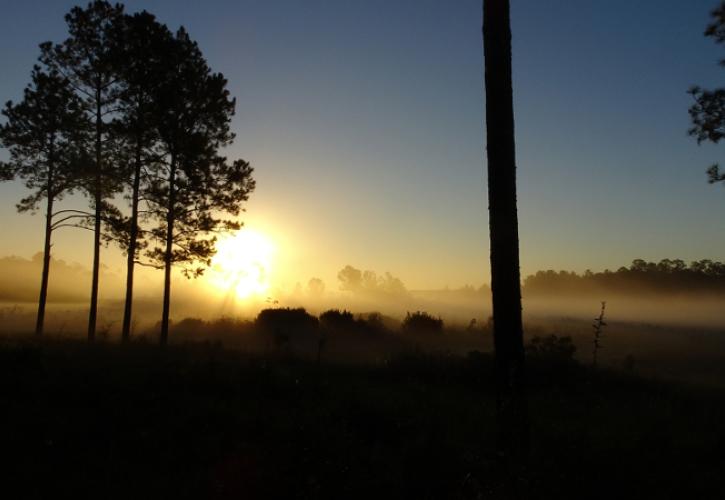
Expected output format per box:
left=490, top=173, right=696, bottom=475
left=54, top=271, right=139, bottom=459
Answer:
left=1, top=254, right=724, bottom=334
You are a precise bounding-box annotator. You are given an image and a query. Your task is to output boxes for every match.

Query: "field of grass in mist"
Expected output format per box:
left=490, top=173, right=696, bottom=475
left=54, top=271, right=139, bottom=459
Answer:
left=3, top=289, right=725, bottom=388
left=3, top=289, right=725, bottom=498
left=1, top=336, right=724, bottom=499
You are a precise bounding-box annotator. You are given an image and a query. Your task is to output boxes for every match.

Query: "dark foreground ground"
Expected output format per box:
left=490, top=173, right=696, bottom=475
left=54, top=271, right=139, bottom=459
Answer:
left=2, top=338, right=724, bottom=499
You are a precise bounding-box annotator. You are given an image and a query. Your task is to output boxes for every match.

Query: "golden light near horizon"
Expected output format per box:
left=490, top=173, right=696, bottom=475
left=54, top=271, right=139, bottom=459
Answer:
left=207, top=229, right=275, bottom=300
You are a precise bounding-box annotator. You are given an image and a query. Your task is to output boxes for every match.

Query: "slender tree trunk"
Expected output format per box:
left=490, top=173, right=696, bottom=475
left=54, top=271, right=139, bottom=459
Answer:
left=483, top=0, right=528, bottom=457
left=36, top=153, right=54, bottom=336
left=159, top=158, right=176, bottom=346
left=121, top=141, right=142, bottom=342
left=88, top=85, right=103, bottom=342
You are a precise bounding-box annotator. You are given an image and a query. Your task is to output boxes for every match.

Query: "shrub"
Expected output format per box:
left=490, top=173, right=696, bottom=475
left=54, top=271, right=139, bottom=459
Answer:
left=359, top=312, right=389, bottom=334
left=255, top=308, right=318, bottom=347
left=319, top=309, right=356, bottom=332
left=401, top=311, right=443, bottom=336
left=525, top=334, right=576, bottom=363
left=173, top=317, right=205, bottom=336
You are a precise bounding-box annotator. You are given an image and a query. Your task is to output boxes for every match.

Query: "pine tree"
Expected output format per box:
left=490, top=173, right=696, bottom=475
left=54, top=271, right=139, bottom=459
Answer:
left=40, top=0, right=125, bottom=341
left=110, top=11, right=174, bottom=342
left=0, top=67, right=86, bottom=335
left=482, top=0, right=528, bottom=458
left=689, top=1, right=725, bottom=184
left=145, top=28, right=255, bottom=345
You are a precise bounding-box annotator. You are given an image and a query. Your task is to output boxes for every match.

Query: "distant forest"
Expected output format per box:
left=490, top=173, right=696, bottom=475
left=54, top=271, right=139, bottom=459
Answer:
left=523, top=259, right=725, bottom=297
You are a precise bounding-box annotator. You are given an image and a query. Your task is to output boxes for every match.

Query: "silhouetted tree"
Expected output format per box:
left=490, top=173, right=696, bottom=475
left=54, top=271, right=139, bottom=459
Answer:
left=523, top=258, right=725, bottom=296
left=689, top=1, right=725, bottom=184
left=338, top=265, right=363, bottom=292
left=145, top=28, right=255, bottom=345
left=337, top=265, right=408, bottom=297
left=307, top=277, right=326, bottom=297
left=482, top=0, right=528, bottom=456
left=110, top=11, right=174, bottom=342
left=0, top=68, right=86, bottom=335
left=40, top=0, right=126, bottom=341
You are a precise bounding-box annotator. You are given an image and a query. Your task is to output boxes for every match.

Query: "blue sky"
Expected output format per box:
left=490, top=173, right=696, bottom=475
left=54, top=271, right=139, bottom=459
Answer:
left=0, top=0, right=723, bottom=290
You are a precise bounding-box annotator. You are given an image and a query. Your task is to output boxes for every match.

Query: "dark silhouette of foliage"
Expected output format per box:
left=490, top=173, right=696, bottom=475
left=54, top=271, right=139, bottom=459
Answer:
left=5, top=2, right=255, bottom=345
left=0, top=67, right=86, bottom=335
left=401, top=311, right=443, bottom=336
left=255, top=308, right=318, bottom=350
left=362, top=312, right=389, bottom=333
left=482, top=0, right=528, bottom=457
left=139, top=27, right=255, bottom=345
left=108, top=11, right=175, bottom=342
left=523, top=258, right=725, bottom=296
left=40, top=0, right=126, bottom=341
left=319, top=309, right=356, bottom=332
left=337, top=265, right=408, bottom=297
left=256, top=308, right=318, bottom=332
left=689, top=1, right=725, bottom=184
left=525, top=335, right=576, bottom=363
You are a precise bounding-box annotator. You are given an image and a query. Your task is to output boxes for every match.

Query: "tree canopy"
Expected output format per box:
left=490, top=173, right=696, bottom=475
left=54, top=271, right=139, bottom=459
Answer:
left=689, top=1, right=725, bottom=184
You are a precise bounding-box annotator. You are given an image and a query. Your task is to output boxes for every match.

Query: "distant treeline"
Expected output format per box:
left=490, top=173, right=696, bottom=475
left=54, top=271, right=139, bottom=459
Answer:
left=523, top=259, right=725, bottom=297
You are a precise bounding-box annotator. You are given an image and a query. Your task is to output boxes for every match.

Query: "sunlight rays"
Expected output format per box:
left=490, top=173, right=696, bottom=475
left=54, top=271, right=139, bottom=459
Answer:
left=207, top=229, right=275, bottom=300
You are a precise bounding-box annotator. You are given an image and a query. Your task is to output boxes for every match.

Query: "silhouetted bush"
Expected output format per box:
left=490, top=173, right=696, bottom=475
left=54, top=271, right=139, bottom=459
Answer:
left=401, top=311, right=443, bottom=336
left=255, top=308, right=318, bottom=347
left=319, top=309, right=356, bottom=332
left=358, top=312, right=391, bottom=334
left=526, top=334, right=576, bottom=363
left=173, top=317, right=205, bottom=336
left=206, top=317, right=253, bottom=336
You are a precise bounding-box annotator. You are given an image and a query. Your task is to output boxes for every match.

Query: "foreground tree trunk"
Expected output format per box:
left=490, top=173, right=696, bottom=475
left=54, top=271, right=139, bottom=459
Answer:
left=482, top=0, right=528, bottom=457
left=121, top=142, right=143, bottom=342
left=159, top=160, right=176, bottom=346
left=88, top=87, right=103, bottom=342
left=36, top=158, right=54, bottom=336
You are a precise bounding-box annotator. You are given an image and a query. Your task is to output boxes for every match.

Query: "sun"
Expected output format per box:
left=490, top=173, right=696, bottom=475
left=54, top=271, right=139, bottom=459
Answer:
left=208, top=229, right=275, bottom=299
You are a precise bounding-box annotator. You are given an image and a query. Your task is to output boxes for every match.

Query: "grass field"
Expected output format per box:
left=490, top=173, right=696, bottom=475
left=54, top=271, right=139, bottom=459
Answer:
left=2, top=336, right=724, bottom=499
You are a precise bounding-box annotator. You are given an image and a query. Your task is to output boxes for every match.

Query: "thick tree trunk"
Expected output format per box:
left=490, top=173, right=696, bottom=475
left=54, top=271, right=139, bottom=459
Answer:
left=159, top=159, right=176, bottom=346
left=88, top=86, right=103, bottom=342
left=483, top=0, right=528, bottom=457
left=121, top=142, right=142, bottom=342
left=36, top=157, right=54, bottom=336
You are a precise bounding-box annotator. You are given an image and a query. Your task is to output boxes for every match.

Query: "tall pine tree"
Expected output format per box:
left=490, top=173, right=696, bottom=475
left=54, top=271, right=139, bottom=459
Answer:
left=110, top=11, right=174, bottom=341
left=483, top=0, right=528, bottom=459
left=146, top=28, right=255, bottom=345
left=0, top=67, right=86, bottom=335
left=40, top=0, right=125, bottom=341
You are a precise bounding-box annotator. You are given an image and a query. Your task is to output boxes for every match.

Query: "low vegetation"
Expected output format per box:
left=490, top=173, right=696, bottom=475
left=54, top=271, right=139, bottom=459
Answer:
left=0, top=337, right=723, bottom=499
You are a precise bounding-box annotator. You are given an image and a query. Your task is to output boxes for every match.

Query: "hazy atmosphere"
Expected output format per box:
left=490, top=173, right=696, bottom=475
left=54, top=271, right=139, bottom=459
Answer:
left=1, top=1, right=724, bottom=498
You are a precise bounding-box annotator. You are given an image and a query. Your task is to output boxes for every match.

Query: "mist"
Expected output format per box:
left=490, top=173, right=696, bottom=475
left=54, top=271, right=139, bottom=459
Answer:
left=3, top=256, right=724, bottom=342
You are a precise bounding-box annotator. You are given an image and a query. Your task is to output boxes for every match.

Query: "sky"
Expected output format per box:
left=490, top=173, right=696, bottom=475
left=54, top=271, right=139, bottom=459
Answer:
left=0, top=0, right=723, bottom=294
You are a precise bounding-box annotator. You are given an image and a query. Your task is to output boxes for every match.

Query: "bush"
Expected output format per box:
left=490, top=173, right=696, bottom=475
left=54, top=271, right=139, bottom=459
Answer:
left=401, top=311, right=443, bottom=336
left=255, top=308, right=318, bottom=347
left=359, top=312, right=389, bottom=334
left=319, top=309, right=356, bottom=332
left=173, top=317, right=205, bottom=336
left=525, top=334, right=576, bottom=363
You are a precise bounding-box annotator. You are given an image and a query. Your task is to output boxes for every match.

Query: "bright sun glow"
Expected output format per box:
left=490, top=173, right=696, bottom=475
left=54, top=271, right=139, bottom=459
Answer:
left=208, top=229, right=275, bottom=299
